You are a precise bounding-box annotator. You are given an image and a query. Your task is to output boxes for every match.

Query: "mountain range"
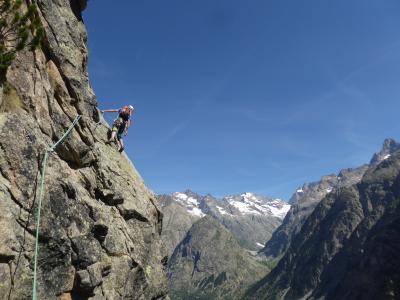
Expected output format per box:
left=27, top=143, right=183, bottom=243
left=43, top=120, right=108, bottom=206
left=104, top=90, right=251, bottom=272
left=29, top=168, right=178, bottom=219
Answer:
left=158, top=191, right=290, bottom=254
left=157, top=191, right=289, bottom=298
left=248, top=139, right=400, bottom=299
left=160, top=139, right=400, bottom=300
left=260, top=138, right=400, bottom=260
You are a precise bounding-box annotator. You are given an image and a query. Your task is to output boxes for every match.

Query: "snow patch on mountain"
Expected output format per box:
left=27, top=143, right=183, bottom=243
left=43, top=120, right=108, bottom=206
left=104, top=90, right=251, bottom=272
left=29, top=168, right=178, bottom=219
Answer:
left=225, top=193, right=290, bottom=219
left=173, top=192, right=205, bottom=217
left=383, top=154, right=391, bottom=160
left=230, top=200, right=260, bottom=215
left=190, top=207, right=206, bottom=217
left=216, top=206, right=230, bottom=216
left=170, top=191, right=290, bottom=220
left=268, top=201, right=291, bottom=219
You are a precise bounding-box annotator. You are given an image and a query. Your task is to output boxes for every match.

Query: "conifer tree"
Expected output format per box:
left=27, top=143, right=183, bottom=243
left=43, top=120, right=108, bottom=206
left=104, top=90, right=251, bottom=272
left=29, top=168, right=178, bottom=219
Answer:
left=0, top=0, right=44, bottom=77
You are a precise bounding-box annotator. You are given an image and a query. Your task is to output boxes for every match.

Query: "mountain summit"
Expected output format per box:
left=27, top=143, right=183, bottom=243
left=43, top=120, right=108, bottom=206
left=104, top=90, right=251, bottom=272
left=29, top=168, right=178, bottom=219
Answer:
left=370, top=138, right=400, bottom=165
left=223, top=192, right=290, bottom=219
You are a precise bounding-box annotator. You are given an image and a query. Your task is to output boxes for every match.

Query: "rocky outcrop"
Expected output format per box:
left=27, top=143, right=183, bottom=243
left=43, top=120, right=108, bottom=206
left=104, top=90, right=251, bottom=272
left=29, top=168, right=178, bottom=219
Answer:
left=248, top=150, right=400, bottom=300
left=0, top=1, right=168, bottom=299
left=168, top=217, right=268, bottom=300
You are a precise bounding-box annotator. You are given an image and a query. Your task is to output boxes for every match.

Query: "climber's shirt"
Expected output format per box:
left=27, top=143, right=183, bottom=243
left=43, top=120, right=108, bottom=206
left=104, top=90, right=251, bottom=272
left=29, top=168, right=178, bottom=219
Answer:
left=112, top=107, right=131, bottom=139
left=118, top=107, right=131, bottom=122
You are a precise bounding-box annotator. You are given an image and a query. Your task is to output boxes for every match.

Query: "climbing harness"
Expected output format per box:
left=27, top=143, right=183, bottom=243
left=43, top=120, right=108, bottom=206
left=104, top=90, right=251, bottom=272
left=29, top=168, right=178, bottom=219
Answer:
left=32, top=114, right=82, bottom=300
left=113, top=117, right=123, bottom=129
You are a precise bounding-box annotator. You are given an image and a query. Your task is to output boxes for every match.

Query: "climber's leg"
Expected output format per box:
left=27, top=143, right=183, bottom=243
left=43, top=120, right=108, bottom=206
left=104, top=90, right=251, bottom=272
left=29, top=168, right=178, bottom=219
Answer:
left=118, top=138, right=124, bottom=153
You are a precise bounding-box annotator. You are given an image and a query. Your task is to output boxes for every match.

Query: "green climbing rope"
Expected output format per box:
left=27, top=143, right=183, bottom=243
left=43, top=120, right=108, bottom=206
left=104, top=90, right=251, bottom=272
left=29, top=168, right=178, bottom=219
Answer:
left=32, top=114, right=82, bottom=300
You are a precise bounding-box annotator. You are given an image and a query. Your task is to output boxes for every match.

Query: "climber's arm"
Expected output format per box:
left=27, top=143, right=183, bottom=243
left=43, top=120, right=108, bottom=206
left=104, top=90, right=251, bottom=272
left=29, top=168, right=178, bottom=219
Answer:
left=101, top=109, right=119, bottom=113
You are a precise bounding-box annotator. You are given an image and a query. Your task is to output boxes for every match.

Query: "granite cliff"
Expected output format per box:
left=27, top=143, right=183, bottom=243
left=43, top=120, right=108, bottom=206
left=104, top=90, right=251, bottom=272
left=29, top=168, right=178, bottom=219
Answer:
left=0, top=1, right=168, bottom=299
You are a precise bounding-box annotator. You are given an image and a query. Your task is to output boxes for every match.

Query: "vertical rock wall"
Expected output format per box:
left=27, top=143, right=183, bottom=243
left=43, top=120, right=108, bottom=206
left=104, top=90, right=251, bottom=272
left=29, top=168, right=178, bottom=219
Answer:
left=0, top=1, right=168, bottom=299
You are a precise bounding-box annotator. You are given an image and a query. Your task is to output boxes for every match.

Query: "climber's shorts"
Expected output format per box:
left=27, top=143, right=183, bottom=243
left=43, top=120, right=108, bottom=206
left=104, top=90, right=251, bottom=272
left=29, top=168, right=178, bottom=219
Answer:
left=112, top=119, right=126, bottom=140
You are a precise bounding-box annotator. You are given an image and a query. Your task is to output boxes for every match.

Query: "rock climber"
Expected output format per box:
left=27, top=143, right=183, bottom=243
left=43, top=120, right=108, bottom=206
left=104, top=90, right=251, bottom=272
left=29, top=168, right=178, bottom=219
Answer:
left=101, top=105, right=134, bottom=152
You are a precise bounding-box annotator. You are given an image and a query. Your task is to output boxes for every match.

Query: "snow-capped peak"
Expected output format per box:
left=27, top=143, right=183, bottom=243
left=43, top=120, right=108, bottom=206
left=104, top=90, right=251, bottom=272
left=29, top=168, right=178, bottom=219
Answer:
left=169, top=191, right=291, bottom=220
left=172, top=192, right=205, bottom=217
left=243, top=192, right=256, bottom=198
left=225, top=193, right=290, bottom=219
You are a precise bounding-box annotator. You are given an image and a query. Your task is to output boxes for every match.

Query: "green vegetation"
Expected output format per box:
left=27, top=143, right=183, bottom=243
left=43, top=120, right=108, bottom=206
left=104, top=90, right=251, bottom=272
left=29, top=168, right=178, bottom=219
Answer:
left=0, top=0, right=44, bottom=77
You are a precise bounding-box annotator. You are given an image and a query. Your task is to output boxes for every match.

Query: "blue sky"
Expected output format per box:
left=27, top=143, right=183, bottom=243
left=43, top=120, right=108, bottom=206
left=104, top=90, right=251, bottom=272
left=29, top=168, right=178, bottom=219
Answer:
left=83, top=0, right=400, bottom=200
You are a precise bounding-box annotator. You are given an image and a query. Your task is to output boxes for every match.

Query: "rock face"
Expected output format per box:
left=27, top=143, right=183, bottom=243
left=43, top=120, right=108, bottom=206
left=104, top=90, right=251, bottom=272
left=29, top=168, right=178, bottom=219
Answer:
left=260, top=139, right=400, bottom=259
left=0, top=1, right=168, bottom=299
left=158, top=191, right=289, bottom=255
left=260, top=166, right=368, bottom=259
left=248, top=150, right=400, bottom=300
left=168, top=217, right=268, bottom=300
